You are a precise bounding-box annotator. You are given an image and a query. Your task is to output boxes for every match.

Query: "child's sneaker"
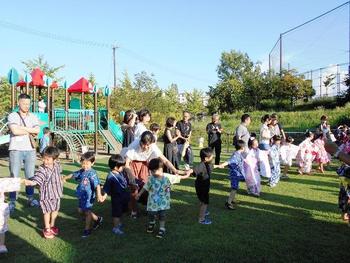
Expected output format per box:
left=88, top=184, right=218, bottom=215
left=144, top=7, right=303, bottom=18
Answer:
left=147, top=222, right=156, bottom=233
left=51, top=226, right=59, bottom=235
left=82, top=229, right=92, bottom=238
left=93, top=216, right=103, bottom=230
left=130, top=212, right=138, bottom=219
left=28, top=198, right=40, bottom=208
left=199, top=218, right=212, bottom=225
left=112, top=226, right=124, bottom=235
left=43, top=228, right=55, bottom=239
left=156, top=229, right=165, bottom=238
left=0, top=245, right=8, bottom=254
left=225, top=202, right=236, bottom=210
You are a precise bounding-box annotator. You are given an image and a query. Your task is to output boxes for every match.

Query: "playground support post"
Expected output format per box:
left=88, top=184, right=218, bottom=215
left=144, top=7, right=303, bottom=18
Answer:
left=94, top=92, right=98, bottom=154
left=11, top=84, right=15, bottom=110
left=32, top=86, right=36, bottom=112
left=47, top=85, right=51, bottom=123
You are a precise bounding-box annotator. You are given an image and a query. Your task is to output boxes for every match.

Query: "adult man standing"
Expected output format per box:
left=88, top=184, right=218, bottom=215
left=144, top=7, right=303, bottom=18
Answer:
left=8, top=94, right=40, bottom=212
left=206, top=113, right=223, bottom=165
left=176, top=111, right=193, bottom=170
left=234, top=114, right=251, bottom=151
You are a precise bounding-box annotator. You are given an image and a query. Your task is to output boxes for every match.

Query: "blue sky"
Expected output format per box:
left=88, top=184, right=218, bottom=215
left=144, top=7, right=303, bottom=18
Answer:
left=0, top=0, right=348, bottom=92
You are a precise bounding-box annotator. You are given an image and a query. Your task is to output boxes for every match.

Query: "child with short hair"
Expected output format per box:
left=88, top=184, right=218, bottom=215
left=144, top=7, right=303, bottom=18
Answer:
left=219, top=140, right=246, bottom=210
left=39, top=127, right=51, bottom=155
left=193, top=147, right=219, bottom=224
left=136, top=158, right=191, bottom=238
left=24, top=146, right=63, bottom=239
left=268, top=135, right=282, bottom=187
left=63, top=152, right=104, bottom=238
left=0, top=178, right=21, bottom=253
left=102, top=154, right=131, bottom=235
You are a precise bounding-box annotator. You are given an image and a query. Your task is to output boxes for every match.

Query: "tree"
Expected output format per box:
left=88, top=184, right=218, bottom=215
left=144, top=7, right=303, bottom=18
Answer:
left=0, top=77, right=12, bottom=115
left=273, top=71, right=314, bottom=107
left=185, top=89, right=205, bottom=115
left=22, top=55, right=65, bottom=81
left=208, top=50, right=265, bottom=113
left=323, top=74, right=335, bottom=97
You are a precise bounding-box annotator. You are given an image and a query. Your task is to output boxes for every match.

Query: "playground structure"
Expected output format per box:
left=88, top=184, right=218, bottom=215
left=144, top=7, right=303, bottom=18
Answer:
left=1, top=67, right=123, bottom=161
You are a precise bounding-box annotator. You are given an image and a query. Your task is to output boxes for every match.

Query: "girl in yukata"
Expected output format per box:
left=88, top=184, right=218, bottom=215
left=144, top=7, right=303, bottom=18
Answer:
left=0, top=178, right=21, bottom=253
left=296, top=131, right=315, bottom=175
left=313, top=131, right=331, bottom=173
left=280, top=136, right=299, bottom=179
left=268, top=135, right=282, bottom=187
left=244, top=137, right=261, bottom=196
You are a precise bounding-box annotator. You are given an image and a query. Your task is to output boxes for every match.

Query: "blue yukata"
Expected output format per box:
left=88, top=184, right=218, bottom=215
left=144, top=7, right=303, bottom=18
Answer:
left=72, top=168, right=100, bottom=211
left=269, top=144, right=281, bottom=186
left=227, top=151, right=245, bottom=190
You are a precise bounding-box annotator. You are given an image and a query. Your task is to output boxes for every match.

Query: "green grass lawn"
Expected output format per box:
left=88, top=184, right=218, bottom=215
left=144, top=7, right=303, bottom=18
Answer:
left=0, top=148, right=349, bottom=263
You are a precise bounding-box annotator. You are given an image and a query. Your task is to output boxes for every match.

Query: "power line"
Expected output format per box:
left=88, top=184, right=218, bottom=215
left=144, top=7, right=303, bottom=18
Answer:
left=0, top=19, right=213, bottom=85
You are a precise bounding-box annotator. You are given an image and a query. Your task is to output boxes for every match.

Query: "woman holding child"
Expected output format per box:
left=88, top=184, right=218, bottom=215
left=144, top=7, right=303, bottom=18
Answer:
left=122, top=131, right=180, bottom=218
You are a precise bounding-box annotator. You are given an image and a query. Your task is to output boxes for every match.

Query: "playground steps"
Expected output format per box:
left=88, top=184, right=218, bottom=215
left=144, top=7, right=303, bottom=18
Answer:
left=54, top=127, right=88, bottom=162
left=99, top=129, right=122, bottom=153
left=0, top=116, right=9, bottom=146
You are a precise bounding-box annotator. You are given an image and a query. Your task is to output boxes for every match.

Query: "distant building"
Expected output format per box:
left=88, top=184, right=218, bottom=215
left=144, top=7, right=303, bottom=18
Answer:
left=178, top=92, right=209, bottom=106
left=178, top=93, right=187, bottom=104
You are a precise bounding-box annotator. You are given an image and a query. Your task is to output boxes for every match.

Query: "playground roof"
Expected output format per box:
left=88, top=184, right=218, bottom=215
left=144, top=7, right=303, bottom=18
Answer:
left=30, top=68, right=45, bottom=86
left=68, top=77, right=92, bottom=93
left=16, top=79, right=26, bottom=87
left=50, top=81, right=59, bottom=89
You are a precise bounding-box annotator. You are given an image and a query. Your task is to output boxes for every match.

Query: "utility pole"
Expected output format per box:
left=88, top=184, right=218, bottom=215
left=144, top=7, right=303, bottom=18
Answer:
left=112, top=45, right=118, bottom=88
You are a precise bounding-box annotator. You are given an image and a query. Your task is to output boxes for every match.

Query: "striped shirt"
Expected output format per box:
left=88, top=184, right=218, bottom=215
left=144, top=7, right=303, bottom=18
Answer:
left=32, top=162, right=63, bottom=201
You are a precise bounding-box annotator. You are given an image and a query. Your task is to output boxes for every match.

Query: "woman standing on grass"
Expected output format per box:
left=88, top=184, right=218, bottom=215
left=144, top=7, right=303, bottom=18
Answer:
left=258, top=114, right=272, bottom=178
left=121, top=110, right=137, bottom=148
left=123, top=131, right=180, bottom=219
left=163, top=117, right=181, bottom=173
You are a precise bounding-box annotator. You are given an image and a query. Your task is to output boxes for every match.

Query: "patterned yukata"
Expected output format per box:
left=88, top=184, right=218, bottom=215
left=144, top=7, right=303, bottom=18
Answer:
left=227, top=151, right=245, bottom=190
left=296, top=138, right=315, bottom=173
left=31, top=162, right=63, bottom=214
left=313, top=138, right=331, bottom=164
left=0, top=178, right=21, bottom=234
left=72, top=169, right=100, bottom=211
left=337, top=165, right=350, bottom=215
left=269, top=144, right=281, bottom=186
left=244, top=148, right=261, bottom=196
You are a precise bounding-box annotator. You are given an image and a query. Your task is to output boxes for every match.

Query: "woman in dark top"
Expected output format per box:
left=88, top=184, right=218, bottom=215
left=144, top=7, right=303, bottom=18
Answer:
left=121, top=110, right=137, bottom=148
left=163, top=117, right=180, bottom=173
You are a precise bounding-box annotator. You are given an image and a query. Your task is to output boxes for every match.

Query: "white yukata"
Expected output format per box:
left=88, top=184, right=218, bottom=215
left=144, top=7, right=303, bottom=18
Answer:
left=280, top=144, right=299, bottom=167
left=0, top=178, right=21, bottom=234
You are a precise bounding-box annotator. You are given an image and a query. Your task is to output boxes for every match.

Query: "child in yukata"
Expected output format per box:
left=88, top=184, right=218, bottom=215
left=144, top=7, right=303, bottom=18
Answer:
left=268, top=135, right=282, bottom=187
left=0, top=178, right=21, bottom=253
left=219, top=140, right=246, bottom=210
left=297, top=131, right=315, bottom=175
left=244, top=137, right=261, bottom=197
left=280, top=136, right=299, bottom=179
left=63, top=152, right=104, bottom=238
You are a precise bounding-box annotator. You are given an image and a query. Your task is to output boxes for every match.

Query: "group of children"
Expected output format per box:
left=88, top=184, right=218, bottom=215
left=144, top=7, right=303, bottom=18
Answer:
left=1, top=113, right=347, bottom=253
